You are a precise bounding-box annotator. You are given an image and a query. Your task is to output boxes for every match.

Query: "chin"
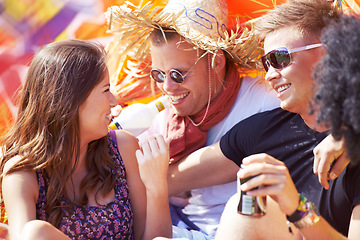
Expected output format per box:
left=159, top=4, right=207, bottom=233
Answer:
left=280, top=102, right=291, bottom=112
left=98, top=127, right=109, bottom=138
left=281, top=103, right=299, bottom=114
left=170, top=106, right=185, bottom=117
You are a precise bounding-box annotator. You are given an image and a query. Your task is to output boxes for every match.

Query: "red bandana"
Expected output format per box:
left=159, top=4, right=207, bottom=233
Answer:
left=166, top=64, right=242, bottom=163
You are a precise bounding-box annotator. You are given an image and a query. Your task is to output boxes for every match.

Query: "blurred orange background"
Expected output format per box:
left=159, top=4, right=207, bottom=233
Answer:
left=1, top=0, right=359, bottom=135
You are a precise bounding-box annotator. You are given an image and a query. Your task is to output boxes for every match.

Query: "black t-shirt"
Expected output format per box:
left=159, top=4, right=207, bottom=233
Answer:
left=220, top=108, right=360, bottom=236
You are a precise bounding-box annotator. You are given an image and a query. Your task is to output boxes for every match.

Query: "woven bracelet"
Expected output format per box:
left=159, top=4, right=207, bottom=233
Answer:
left=286, top=194, right=309, bottom=223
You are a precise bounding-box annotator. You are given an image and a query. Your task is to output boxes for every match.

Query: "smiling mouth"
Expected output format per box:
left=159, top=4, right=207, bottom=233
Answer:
left=276, top=84, right=291, bottom=93
left=169, top=92, right=189, bottom=102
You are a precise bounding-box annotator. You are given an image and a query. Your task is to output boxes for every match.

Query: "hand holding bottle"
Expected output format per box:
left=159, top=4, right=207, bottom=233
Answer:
left=238, top=153, right=299, bottom=216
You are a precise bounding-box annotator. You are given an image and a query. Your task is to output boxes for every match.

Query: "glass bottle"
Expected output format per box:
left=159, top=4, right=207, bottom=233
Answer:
left=109, top=95, right=170, bottom=136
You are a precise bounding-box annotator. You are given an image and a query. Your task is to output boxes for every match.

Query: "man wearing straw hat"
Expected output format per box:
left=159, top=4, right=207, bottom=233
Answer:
left=162, top=0, right=360, bottom=239
left=106, top=0, right=280, bottom=238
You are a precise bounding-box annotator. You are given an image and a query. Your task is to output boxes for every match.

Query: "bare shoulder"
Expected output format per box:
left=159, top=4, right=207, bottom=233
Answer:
left=113, top=130, right=139, bottom=170
left=112, top=131, right=142, bottom=191
left=2, top=155, right=38, bottom=202
left=114, top=130, right=139, bottom=152
left=3, top=155, right=37, bottom=184
left=3, top=155, right=23, bottom=174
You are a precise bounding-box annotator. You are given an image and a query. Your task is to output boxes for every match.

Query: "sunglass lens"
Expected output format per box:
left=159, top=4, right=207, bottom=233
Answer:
left=169, top=70, right=184, bottom=83
left=270, top=50, right=290, bottom=69
left=261, top=56, right=269, bottom=72
left=150, top=69, right=165, bottom=83
left=262, top=49, right=291, bottom=72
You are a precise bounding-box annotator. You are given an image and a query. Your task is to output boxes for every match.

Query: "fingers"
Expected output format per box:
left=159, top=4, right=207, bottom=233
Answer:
left=238, top=154, right=289, bottom=192
left=242, top=153, right=284, bottom=166
left=313, top=135, right=346, bottom=189
left=239, top=173, right=287, bottom=194
left=137, top=134, right=169, bottom=163
left=314, top=149, right=333, bottom=190
left=136, top=135, right=169, bottom=192
left=328, top=153, right=350, bottom=180
left=169, top=196, right=190, bottom=207
left=136, top=134, right=169, bottom=172
left=238, top=162, right=287, bottom=180
left=237, top=155, right=299, bottom=215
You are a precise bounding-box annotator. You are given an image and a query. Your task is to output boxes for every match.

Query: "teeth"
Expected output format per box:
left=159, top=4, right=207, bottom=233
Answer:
left=169, top=93, right=189, bottom=101
left=277, top=84, right=291, bottom=93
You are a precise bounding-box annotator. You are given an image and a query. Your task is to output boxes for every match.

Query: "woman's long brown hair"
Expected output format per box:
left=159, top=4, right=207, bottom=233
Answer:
left=0, top=39, right=116, bottom=227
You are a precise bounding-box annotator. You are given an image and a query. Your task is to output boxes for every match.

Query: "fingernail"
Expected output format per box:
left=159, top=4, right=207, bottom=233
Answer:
left=329, top=172, right=337, bottom=180
left=240, top=183, right=248, bottom=191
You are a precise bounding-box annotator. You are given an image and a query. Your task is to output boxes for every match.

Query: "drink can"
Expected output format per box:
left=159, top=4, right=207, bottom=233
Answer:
left=237, top=170, right=266, bottom=216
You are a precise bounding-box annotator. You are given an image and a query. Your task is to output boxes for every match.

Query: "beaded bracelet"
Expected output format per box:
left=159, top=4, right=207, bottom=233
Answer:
left=287, top=194, right=309, bottom=222
left=286, top=194, right=320, bottom=230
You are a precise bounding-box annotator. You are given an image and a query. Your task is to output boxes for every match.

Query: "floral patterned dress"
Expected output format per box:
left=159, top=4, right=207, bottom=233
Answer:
left=36, top=134, right=134, bottom=239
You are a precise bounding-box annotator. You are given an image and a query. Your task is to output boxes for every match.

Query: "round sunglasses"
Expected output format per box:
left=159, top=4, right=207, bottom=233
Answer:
left=150, top=61, right=198, bottom=84
left=261, top=43, right=323, bottom=72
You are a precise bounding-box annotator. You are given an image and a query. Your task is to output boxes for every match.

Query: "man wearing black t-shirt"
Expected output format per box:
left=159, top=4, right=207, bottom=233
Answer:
left=165, top=0, right=360, bottom=239
left=213, top=0, right=360, bottom=239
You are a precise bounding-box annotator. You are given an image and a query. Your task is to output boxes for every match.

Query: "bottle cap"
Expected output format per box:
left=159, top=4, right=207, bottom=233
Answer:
left=153, top=95, right=171, bottom=112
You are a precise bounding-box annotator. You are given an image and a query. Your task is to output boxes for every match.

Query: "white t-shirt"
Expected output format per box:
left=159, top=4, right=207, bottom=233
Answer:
left=138, top=76, right=280, bottom=236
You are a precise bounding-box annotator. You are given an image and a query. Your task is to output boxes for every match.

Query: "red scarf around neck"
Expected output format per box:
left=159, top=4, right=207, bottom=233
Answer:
left=166, top=64, right=242, bottom=164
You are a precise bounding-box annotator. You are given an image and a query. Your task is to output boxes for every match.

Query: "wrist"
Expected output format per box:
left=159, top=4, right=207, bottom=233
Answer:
left=286, top=194, right=320, bottom=229
left=286, top=194, right=308, bottom=222
left=146, top=182, right=168, bottom=197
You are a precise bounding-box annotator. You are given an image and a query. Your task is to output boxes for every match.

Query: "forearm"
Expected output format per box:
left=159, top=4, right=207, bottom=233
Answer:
left=300, top=218, right=347, bottom=240
left=168, top=142, right=238, bottom=196
left=285, top=193, right=350, bottom=240
left=20, top=220, right=71, bottom=240
left=142, top=182, right=172, bottom=240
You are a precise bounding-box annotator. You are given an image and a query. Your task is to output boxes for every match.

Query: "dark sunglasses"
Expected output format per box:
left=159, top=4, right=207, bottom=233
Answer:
left=150, top=61, right=198, bottom=84
left=261, top=43, right=323, bottom=72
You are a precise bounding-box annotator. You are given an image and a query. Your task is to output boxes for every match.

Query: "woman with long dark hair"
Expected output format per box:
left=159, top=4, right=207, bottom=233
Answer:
left=0, top=39, right=171, bottom=240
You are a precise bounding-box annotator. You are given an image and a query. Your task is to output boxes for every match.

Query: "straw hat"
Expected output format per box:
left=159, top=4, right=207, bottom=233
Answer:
left=105, top=0, right=262, bottom=70
left=104, top=0, right=263, bottom=105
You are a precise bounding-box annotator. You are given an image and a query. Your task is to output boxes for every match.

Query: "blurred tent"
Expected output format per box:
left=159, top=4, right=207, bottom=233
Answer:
left=0, top=0, right=359, bottom=136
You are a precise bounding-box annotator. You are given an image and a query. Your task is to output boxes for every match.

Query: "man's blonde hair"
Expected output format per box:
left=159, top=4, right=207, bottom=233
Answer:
left=255, top=0, right=341, bottom=40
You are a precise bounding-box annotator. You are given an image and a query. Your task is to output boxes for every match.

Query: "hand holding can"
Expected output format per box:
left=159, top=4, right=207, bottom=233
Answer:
left=237, top=168, right=266, bottom=216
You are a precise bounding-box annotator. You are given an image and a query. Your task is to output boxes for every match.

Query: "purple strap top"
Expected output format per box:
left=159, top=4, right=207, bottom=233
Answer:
left=36, top=132, right=134, bottom=239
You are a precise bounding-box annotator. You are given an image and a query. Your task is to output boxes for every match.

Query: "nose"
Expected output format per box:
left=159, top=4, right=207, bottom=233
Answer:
left=264, top=66, right=281, bottom=83
left=109, top=92, right=117, bottom=108
left=158, top=74, right=179, bottom=93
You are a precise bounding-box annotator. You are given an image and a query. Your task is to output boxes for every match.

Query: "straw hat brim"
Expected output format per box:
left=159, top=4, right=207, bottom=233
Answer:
left=105, top=1, right=264, bottom=72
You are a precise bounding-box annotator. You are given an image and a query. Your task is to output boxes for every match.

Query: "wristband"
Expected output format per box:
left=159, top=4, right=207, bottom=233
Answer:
left=293, top=202, right=320, bottom=229
left=287, top=194, right=320, bottom=229
left=286, top=194, right=308, bottom=222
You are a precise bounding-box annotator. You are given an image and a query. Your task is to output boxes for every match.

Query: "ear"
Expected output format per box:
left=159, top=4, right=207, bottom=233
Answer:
left=213, top=50, right=226, bottom=70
